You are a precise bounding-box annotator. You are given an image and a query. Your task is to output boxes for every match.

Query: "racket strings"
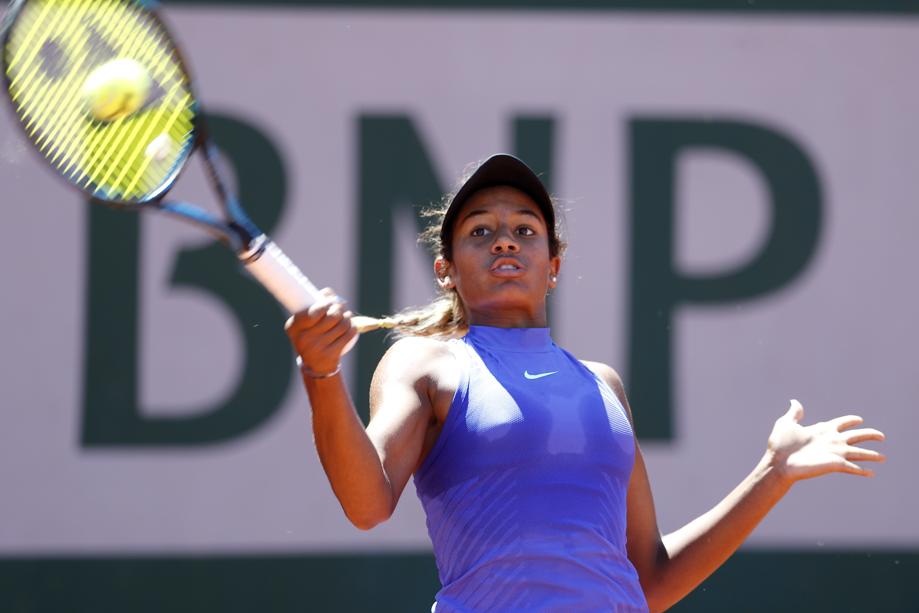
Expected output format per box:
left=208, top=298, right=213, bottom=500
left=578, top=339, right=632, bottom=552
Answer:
left=76, top=3, right=187, bottom=183
left=81, top=14, right=180, bottom=188
left=78, top=1, right=193, bottom=194
left=3, top=0, right=196, bottom=202
left=7, top=0, right=89, bottom=114
left=96, top=35, right=191, bottom=191
left=28, top=0, right=121, bottom=157
left=11, top=0, right=116, bottom=140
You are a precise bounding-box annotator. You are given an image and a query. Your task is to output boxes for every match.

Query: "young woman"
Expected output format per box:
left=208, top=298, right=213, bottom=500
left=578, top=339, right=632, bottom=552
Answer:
left=285, top=154, right=885, bottom=612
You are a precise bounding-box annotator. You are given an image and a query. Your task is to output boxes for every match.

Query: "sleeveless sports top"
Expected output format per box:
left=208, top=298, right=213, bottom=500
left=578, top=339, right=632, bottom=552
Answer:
left=413, top=326, right=648, bottom=613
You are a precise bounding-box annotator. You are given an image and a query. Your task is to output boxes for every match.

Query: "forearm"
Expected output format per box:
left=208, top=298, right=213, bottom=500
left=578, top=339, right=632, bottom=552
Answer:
left=304, top=374, right=394, bottom=529
left=646, top=453, right=791, bottom=612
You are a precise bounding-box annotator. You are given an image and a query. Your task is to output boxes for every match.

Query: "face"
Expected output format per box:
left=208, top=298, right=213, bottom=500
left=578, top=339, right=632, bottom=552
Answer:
left=436, top=186, right=560, bottom=327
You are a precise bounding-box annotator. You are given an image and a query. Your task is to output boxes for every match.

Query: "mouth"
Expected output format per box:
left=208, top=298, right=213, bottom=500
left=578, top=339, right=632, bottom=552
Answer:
left=490, top=257, right=525, bottom=277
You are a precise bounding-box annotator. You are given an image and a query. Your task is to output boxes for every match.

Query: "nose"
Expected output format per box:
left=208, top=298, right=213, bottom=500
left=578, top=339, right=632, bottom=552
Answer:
left=491, top=229, right=519, bottom=253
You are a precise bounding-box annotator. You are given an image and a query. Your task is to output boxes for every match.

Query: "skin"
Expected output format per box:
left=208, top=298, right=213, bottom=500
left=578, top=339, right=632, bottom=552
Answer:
left=286, top=186, right=886, bottom=612
left=435, top=186, right=560, bottom=328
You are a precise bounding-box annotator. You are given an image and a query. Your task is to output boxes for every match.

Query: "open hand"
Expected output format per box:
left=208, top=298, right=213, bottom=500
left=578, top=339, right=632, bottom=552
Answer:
left=766, top=399, right=885, bottom=484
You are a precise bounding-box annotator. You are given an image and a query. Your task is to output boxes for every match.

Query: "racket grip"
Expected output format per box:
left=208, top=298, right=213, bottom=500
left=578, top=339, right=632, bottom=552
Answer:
left=241, top=236, right=321, bottom=313
left=241, top=236, right=392, bottom=348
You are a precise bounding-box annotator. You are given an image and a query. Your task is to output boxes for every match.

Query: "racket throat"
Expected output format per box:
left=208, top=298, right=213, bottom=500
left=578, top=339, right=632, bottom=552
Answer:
left=227, top=218, right=261, bottom=253
left=238, top=233, right=270, bottom=264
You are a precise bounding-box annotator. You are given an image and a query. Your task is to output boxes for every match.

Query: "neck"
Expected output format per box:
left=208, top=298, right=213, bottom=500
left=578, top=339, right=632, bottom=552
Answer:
left=466, top=306, right=548, bottom=328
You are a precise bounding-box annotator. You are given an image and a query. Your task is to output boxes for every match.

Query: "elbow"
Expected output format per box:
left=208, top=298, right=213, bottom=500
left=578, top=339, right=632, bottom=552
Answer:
left=344, top=503, right=394, bottom=531
left=348, top=514, right=387, bottom=531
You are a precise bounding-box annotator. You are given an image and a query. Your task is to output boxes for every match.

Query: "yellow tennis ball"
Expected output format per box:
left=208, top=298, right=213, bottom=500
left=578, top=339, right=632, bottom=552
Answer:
left=82, top=58, right=152, bottom=122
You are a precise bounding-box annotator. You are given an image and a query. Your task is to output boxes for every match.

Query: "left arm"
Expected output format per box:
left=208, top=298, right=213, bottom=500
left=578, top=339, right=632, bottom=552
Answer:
left=583, top=362, right=886, bottom=612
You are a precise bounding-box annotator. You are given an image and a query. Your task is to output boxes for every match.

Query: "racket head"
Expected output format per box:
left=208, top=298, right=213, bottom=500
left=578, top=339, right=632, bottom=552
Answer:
left=1, top=0, right=199, bottom=205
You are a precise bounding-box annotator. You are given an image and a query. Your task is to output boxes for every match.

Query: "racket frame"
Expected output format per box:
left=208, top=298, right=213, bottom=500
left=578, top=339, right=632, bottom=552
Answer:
left=0, top=0, right=324, bottom=313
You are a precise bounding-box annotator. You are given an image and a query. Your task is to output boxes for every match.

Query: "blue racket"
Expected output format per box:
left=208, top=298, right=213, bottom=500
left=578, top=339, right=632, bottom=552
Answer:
left=1, top=0, right=386, bottom=332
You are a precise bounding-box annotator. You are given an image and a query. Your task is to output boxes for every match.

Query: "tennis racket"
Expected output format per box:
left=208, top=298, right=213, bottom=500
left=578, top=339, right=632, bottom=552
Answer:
left=1, top=0, right=389, bottom=335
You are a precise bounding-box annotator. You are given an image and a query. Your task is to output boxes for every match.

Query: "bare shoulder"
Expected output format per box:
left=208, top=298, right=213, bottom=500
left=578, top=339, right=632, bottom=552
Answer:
left=374, top=336, right=454, bottom=383
left=580, top=360, right=624, bottom=394
left=579, top=359, right=634, bottom=420
left=370, top=335, right=459, bottom=420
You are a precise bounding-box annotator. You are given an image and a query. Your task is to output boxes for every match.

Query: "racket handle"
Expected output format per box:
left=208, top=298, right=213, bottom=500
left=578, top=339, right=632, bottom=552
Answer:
left=241, top=236, right=321, bottom=313
left=241, top=236, right=394, bottom=338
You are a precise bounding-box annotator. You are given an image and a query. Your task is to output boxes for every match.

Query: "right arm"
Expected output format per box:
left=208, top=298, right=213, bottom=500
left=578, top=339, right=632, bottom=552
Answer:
left=285, top=294, right=448, bottom=529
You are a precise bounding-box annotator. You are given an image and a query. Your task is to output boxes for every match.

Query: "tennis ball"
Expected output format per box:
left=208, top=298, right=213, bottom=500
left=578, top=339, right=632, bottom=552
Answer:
left=82, top=58, right=152, bottom=122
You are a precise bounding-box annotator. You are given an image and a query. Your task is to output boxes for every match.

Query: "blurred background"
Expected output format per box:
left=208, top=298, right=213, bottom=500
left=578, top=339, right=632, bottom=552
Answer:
left=1, top=0, right=917, bottom=610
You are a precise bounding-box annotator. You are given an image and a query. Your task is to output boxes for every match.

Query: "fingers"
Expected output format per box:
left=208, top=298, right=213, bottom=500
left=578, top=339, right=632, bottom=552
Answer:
left=845, top=427, right=886, bottom=445
left=307, top=302, right=349, bottom=335
left=285, top=292, right=348, bottom=335
left=294, top=305, right=354, bottom=346
left=829, top=414, right=864, bottom=431
left=327, top=319, right=359, bottom=354
left=283, top=288, right=357, bottom=372
left=835, top=441, right=885, bottom=479
left=835, top=442, right=885, bottom=477
left=844, top=445, right=886, bottom=463
left=839, top=459, right=875, bottom=477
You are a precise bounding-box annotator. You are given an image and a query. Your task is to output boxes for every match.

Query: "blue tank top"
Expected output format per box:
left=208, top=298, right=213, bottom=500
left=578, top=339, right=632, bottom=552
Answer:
left=413, top=326, right=648, bottom=612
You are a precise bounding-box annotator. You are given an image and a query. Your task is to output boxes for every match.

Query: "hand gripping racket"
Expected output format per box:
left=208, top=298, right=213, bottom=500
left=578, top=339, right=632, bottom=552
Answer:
left=1, top=0, right=390, bottom=335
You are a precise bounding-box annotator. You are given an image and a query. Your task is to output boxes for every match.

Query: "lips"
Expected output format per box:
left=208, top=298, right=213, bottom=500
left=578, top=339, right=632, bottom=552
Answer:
left=490, top=257, right=526, bottom=277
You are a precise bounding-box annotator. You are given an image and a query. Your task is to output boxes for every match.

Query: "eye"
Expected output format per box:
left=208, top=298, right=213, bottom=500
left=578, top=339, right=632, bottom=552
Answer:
left=517, top=226, right=536, bottom=237
left=470, top=226, right=490, bottom=237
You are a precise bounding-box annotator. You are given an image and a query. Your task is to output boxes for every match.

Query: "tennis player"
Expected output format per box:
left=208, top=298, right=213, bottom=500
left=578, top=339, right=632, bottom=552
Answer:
left=285, top=154, right=885, bottom=612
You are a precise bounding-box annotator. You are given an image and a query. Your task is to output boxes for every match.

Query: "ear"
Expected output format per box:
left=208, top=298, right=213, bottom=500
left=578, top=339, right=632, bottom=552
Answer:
left=548, top=256, right=561, bottom=289
left=434, top=256, right=455, bottom=289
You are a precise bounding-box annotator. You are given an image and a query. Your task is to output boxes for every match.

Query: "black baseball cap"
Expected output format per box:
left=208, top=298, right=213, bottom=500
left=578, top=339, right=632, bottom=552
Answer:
left=439, top=154, right=555, bottom=247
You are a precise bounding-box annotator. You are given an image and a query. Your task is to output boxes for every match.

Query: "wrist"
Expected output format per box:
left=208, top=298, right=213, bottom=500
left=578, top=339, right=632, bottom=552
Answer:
left=760, top=449, right=795, bottom=492
left=296, top=356, right=341, bottom=379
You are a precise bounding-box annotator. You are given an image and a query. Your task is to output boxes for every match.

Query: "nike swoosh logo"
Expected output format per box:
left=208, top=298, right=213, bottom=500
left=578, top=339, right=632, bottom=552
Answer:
left=524, top=370, right=558, bottom=380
